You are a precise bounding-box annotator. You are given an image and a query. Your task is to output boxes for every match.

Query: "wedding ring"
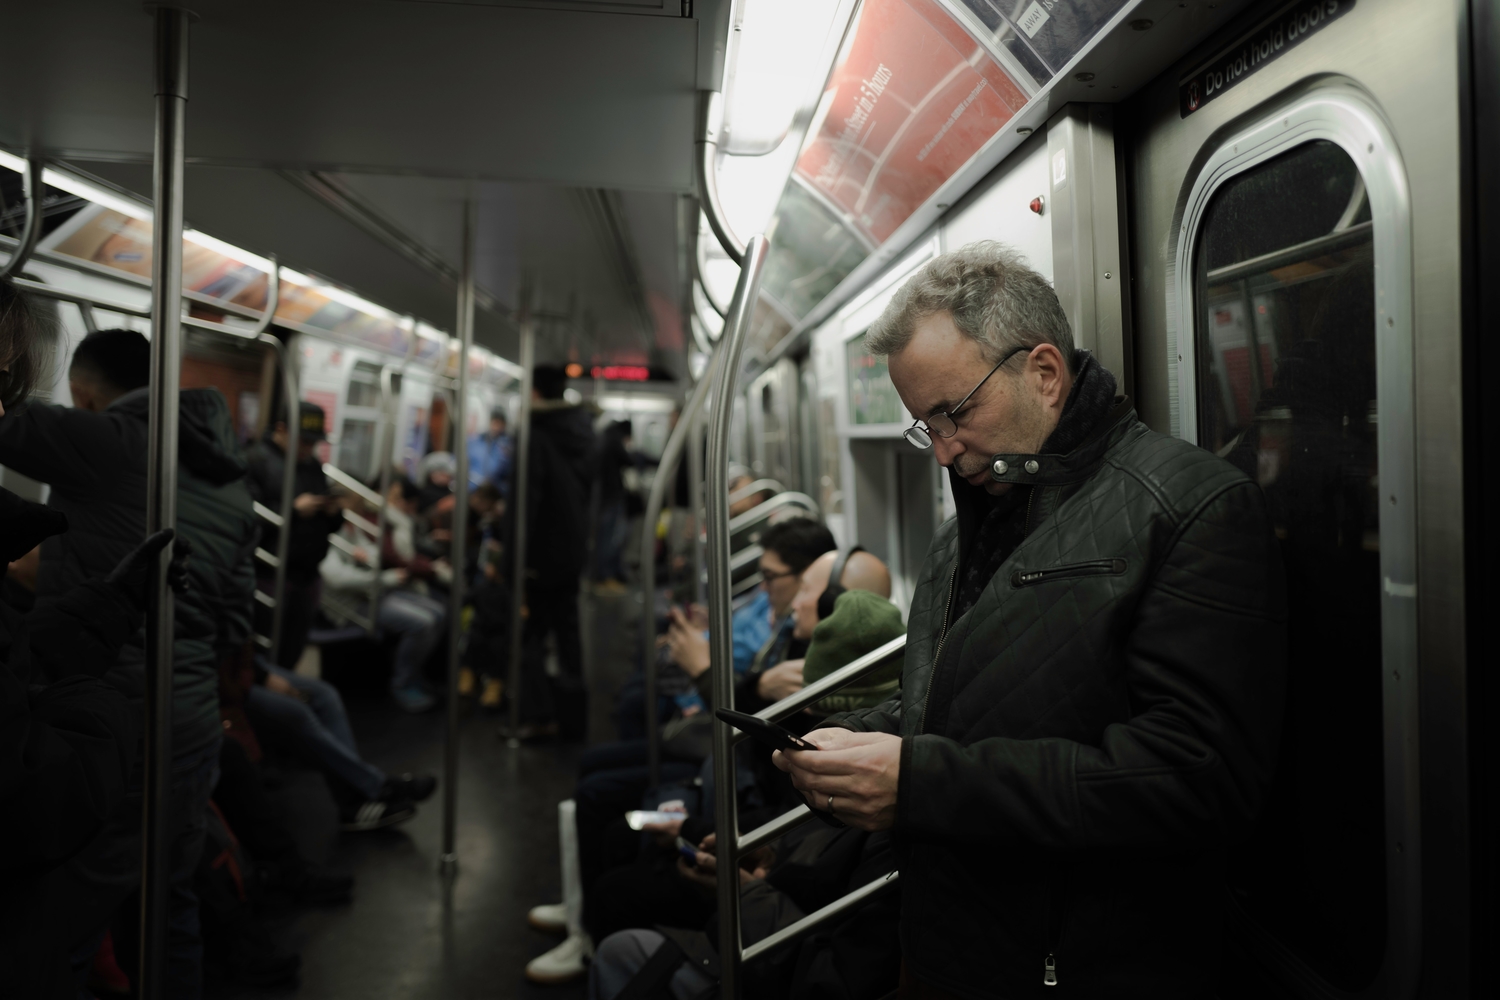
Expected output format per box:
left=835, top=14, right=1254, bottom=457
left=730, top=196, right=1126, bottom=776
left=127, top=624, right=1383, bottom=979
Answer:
left=827, top=794, right=835, bottom=812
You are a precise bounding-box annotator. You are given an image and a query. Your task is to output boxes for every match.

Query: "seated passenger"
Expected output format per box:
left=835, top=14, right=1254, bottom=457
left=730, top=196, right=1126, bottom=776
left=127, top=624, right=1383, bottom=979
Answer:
left=580, top=575, right=907, bottom=999
left=522, top=540, right=896, bottom=986
left=774, top=242, right=1287, bottom=997
left=319, top=510, right=447, bottom=714
left=242, top=649, right=436, bottom=831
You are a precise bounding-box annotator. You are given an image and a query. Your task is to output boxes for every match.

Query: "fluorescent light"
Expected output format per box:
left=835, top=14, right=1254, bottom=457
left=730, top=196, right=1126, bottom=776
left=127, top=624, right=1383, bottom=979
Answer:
left=41, top=168, right=153, bottom=222
left=597, top=394, right=677, bottom=414
left=0, top=149, right=24, bottom=173
left=184, top=229, right=275, bottom=273
left=721, top=0, right=848, bottom=154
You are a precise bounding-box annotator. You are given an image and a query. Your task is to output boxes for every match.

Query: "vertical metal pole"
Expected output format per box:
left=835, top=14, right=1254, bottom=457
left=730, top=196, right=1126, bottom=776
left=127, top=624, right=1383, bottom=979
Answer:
left=140, top=8, right=189, bottom=997
left=505, top=296, right=535, bottom=746
left=707, top=234, right=769, bottom=1000
left=688, top=409, right=706, bottom=606
left=442, top=199, right=476, bottom=870
left=637, top=351, right=720, bottom=789
left=370, top=363, right=399, bottom=622
left=268, top=332, right=299, bottom=662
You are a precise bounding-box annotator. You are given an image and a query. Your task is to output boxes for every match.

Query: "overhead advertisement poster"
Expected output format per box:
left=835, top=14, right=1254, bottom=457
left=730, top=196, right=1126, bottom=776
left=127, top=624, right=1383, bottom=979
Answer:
left=953, top=0, right=1132, bottom=83
left=763, top=0, right=1028, bottom=318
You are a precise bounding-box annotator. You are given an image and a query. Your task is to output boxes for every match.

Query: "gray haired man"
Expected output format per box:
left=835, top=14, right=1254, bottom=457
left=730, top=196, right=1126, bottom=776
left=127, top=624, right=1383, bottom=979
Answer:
left=774, top=242, right=1287, bottom=998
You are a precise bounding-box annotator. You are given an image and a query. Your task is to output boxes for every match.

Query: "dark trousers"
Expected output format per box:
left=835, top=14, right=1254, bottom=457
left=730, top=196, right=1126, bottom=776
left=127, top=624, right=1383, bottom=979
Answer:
left=49, top=737, right=222, bottom=1000
left=521, top=579, right=586, bottom=735
left=255, top=576, right=321, bottom=670
left=574, top=742, right=700, bottom=898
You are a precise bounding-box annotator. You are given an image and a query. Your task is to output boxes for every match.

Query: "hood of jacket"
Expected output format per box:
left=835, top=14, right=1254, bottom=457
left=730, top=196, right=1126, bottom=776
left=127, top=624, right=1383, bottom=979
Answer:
left=531, top=401, right=597, bottom=478
left=110, top=386, right=247, bottom=486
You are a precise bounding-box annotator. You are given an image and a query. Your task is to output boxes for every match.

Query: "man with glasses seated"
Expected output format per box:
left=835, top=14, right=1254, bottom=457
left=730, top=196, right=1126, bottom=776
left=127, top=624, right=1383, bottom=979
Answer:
left=774, top=241, right=1287, bottom=999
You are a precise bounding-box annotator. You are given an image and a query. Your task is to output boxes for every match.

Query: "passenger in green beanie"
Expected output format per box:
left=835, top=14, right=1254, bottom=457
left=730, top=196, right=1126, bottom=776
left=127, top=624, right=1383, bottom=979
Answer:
left=803, top=589, right=906, bottom=715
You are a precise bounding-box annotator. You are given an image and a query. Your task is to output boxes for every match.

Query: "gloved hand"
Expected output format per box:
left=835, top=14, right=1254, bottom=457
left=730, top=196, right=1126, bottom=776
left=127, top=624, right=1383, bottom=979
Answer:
left=105, top=529, right=192, bottom=610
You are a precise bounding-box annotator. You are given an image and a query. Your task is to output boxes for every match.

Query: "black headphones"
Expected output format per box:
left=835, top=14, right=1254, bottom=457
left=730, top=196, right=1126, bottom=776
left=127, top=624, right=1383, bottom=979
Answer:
left=817, top=545, right=866, bottom=621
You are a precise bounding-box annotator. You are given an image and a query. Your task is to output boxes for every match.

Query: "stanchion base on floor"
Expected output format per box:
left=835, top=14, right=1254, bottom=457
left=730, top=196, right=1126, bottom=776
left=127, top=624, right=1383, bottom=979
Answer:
left=440, top=854, right=458, bottom=877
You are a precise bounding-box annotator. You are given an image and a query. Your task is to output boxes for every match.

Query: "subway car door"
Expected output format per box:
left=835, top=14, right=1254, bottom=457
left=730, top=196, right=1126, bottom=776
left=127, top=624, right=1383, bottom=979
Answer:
left=1122, top=1, right=1470, bottom=996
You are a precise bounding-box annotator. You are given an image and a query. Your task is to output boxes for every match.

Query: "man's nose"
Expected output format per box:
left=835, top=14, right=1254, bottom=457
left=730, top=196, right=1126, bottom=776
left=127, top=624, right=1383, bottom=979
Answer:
left=932, top=434, right=963, bottom=467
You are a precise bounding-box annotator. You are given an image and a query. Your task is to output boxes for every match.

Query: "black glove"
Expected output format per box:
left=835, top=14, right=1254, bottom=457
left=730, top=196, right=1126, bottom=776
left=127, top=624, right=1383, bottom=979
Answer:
left=106, top=529, right=192, bottom=610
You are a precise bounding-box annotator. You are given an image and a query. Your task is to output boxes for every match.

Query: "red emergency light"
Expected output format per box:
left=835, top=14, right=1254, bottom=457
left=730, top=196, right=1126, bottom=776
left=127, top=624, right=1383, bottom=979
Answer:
left=590, top=365, right=650, bottom=381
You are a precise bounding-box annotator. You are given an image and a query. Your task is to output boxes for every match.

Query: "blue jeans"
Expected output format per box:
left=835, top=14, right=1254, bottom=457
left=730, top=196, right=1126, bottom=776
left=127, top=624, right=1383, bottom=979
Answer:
left=247, top=665, right=385, bottom=801
left=377, top=589, right=446, bottom=691
left=594, top=499, right=628, bottom=581
left=58, top=737, right=222, bottom=1000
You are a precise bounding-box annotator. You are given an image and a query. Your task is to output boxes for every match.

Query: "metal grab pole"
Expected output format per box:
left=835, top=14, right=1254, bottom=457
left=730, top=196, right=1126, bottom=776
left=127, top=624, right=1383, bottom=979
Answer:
left=267, top=332, right=299, bottom=660
left=637, top=348, right=722, bottom=789
left=140, top=8, right=189, bottom=997
left=370, top=363, right=400, bottom=625
left=442, top=198, right=476, bottom=871
left=706, top=234, right=769, bottom=1000
left=505, top=300, right=535, bottom=746
left=688, top=409, right=706, bottom=607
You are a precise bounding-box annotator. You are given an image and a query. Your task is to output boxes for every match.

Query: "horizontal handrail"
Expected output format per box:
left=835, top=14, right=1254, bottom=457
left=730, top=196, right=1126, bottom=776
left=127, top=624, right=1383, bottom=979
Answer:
left=737, top=804, right=813, bottom=857
left=253, top=501, right=284, bottom=527
left=322, top=463, right=382, bottom=506
left=727, top=491, right=818, bottom=534
left=731, top=573, right=763, bottom=598
left=254, top=547, right=279, bottom=568
left=730, top=545, right=762, bottom=572
left=328, top=530, right=375, bottom=566
left=319, top=592, right=373, bottom=633
left=342, top=508, right=380, bottom=538
left=253, top=590, right=276, bottom=609
left=731, top=635, right=907, bottom=746
left=741, top=872, right=900, bottom=963
left=8, top=276, right=152, bottom=317
left=728, top=478, right=784, bottom=505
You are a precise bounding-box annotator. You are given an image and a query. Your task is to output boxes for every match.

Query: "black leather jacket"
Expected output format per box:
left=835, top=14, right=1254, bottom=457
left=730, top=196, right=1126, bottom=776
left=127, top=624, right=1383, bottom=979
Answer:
left=831, top=401, right=1287, bottom=999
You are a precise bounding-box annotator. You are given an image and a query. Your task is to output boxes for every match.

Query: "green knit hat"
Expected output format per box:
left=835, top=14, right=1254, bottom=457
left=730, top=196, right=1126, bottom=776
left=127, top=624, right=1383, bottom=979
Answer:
left=803, top=589, right=906, bottom=714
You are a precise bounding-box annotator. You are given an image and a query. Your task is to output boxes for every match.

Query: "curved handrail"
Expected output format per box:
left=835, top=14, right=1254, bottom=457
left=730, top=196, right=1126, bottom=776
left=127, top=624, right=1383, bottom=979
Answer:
left=0, top=157, right=45, bottom=280
left=727, top=477, right=783, bottom=504
left=695, top=90, right=745, bottom=266
left=733, top=634, right=906, bottom=740
left=638, top=346, right=723, bottom=787
left=728, top=490, right=818, bottom=534
left=707, top=233, right=769, bottom=999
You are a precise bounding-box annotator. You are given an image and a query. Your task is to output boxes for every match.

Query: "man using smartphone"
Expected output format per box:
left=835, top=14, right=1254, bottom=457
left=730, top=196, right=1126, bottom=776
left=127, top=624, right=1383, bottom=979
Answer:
left=774, top=243, right=1286, bottom=998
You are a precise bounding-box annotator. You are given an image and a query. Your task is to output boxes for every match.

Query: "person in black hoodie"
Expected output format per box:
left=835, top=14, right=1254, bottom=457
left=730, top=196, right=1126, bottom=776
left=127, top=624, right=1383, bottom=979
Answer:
left=507, top=364, right=596, bottom=741
left=0, top=326, right=261, bottom=998
left=0, top=285, right=189, bottom=996
left=243, top=400, right=344, bottom=669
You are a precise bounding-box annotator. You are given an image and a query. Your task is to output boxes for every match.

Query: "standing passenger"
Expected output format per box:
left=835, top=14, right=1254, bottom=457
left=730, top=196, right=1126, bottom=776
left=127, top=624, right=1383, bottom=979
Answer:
left=0, top=326, right=261, bottom=999
left=469, top=406, right=512, bottom=496
left=592, top=419, right=634, bottom=593
left=510, top=364, right=595, bottom=741
left=774, top=243, right=1287, bottom=998
left=243, top=401, right=343, bottom=670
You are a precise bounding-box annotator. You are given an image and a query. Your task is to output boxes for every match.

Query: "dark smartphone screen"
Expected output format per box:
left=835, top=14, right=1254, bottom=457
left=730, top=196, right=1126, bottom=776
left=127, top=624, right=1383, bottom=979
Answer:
left=714, top=709, right=820, bottom=752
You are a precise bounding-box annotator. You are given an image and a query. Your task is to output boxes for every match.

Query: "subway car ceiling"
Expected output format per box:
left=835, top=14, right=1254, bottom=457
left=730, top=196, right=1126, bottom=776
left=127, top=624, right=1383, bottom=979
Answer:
left=0, top=0, right=720, bottom=370
left=0, top=0, right=1266, bottom=378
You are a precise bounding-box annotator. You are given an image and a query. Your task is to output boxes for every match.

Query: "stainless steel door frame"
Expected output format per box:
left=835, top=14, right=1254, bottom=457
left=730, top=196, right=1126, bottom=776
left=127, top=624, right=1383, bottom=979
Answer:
left=1170, top=80, right=1419, bottom=998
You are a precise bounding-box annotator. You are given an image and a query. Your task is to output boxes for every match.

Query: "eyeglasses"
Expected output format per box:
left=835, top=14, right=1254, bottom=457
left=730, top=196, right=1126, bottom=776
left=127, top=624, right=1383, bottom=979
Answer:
left=759, top=565, right=800, bottom=584
left=903, top=345, right=1029, bottom=451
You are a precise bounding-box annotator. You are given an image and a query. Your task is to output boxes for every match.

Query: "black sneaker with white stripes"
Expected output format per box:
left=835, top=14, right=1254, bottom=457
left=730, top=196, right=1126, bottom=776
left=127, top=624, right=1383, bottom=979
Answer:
left=339, top=798, right=417, bottom=833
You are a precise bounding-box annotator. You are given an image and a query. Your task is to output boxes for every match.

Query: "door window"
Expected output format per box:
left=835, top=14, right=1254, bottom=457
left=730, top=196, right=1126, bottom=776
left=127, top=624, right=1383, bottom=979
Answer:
left=1194, top=138, right=1383, bottom=990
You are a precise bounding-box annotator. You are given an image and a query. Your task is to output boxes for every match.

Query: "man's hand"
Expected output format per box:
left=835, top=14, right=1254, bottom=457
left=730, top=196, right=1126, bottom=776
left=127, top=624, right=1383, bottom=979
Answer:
left=642, top=800, right=687, bottom=846
left=293, top=493, right=324, bottom=517
left=756, top=659, right=804, bottom=703
left=666, top=606, right=711, bottom=678
left=264, top=672, right=306, bottom=702
left=676, top=833, right=769, bottom=891
left=773, top=728, right=902, bottom=832
left=106, top=529, right=191, bottom=610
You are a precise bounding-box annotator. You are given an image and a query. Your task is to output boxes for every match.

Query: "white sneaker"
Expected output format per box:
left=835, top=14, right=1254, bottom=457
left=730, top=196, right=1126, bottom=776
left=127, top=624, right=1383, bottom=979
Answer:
left=525, top=932, right=593, bottom=984
left=527, top=902, right=567, bottom=934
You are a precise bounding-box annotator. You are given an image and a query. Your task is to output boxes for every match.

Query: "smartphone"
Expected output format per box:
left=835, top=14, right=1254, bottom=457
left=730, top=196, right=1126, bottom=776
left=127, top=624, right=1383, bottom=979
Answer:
left=715, top=709, right=820, bottom=752
left=625, top=809, right=686, bottom=831
left=674, top=836, right=699, bottom=864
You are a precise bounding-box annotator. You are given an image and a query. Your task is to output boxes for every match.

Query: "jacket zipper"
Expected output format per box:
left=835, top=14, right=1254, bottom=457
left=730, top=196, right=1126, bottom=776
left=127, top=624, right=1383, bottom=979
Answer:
left=916, top=563, right=958, bottom=736
left=1011, top=558, right=1127, bottom=588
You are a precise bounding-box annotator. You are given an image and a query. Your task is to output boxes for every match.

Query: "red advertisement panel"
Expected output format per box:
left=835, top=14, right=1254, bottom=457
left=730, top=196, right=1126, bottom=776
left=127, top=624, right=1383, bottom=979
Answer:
left=795, top=0, right=1028, bottom=244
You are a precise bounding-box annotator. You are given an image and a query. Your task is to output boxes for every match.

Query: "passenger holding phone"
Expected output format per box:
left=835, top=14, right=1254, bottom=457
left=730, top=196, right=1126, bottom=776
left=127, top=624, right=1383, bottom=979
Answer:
left=774, top=244, right=1286, bottom=998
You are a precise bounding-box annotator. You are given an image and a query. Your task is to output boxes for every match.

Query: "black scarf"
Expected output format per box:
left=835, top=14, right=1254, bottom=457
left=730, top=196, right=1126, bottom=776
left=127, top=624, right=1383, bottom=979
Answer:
left=952, top=352, right=1118, bottom=618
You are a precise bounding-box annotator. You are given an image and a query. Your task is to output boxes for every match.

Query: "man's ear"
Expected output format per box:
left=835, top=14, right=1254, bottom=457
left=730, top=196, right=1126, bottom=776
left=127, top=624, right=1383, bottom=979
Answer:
left=1030, top=344, right=1070, bottom=409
